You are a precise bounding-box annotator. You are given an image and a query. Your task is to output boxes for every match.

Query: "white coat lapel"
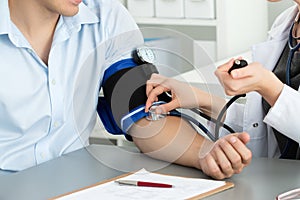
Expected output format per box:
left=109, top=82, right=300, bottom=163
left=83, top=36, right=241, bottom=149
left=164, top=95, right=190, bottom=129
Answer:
left=251, top=5, right=298, bottom=72
left=251, top=39, right=287, bottom=71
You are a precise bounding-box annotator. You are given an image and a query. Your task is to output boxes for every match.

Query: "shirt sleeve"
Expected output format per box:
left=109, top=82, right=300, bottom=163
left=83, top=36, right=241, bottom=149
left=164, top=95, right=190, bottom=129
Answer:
left=99, top=0, right=144, bottom=70
left=264, top=84, right=300, bottom=143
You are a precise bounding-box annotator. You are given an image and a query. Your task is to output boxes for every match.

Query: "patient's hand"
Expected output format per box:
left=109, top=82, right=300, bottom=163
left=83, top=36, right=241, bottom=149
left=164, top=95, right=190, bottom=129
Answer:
left=198, top=132, right=252, bottom=179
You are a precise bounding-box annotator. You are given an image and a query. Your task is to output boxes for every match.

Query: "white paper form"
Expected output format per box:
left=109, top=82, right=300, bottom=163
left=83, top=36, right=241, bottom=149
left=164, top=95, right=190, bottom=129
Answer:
left=54, top=168, right=226, bottom=200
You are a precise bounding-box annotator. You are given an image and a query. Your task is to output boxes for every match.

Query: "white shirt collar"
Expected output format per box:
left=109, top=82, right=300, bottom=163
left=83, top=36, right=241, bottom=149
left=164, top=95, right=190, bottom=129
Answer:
left=63, top=3, right=100, bottom=29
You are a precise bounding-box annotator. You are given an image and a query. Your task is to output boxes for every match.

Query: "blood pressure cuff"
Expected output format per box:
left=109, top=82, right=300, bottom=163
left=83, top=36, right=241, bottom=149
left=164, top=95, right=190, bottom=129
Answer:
left=97, top=58, right=170, bottom=140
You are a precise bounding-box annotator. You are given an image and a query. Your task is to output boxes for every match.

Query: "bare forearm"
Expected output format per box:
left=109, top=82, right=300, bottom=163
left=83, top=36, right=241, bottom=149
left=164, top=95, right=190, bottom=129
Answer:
left=194, top=87, right=226, bottom=119
left=130, top=116, right=204, bottom=169
left=130, top=115, right=252, bottom=180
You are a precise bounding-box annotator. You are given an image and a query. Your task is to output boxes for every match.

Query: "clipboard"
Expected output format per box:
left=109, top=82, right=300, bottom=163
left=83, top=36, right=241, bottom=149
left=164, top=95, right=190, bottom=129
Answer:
left=188, top=181, right=234, bottom=200
left=50, top=169, right=234, bottom=200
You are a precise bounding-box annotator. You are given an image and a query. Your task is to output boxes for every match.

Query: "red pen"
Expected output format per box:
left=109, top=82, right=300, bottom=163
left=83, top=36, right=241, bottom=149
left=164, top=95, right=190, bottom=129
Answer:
left=115, top=180, right=173, bottom=188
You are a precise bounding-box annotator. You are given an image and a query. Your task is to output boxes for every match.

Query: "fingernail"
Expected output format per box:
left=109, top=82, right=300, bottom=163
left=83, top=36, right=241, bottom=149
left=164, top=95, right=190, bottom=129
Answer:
left=230, top=137, right=237, bottom=144
left=231, top=71, right=238, bottom=78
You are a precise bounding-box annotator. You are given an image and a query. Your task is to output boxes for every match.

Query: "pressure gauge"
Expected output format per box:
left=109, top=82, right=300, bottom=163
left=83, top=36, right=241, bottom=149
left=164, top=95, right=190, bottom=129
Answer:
left=132, top=46, right=156, bottom=65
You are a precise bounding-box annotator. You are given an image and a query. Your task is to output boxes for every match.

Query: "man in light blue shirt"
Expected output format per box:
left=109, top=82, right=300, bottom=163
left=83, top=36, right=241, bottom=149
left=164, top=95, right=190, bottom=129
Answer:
left=0, top=0, right=252, bottom=179
left=0, top=0, right=142, bottom=171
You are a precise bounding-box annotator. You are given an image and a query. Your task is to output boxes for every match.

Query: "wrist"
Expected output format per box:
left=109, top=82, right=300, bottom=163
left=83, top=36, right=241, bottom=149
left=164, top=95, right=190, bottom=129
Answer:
left=258, top=71, right=284, bottom=106
left=194, top=139, right=215, bottom=170
left=197, top=89, right=226, bottom=119
left=195, top=88, right=211, bottom=108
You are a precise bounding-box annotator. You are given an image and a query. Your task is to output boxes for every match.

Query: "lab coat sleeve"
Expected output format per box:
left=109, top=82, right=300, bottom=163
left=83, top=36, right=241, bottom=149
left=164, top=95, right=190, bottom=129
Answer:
left=264, top=84, right=300, bottom=143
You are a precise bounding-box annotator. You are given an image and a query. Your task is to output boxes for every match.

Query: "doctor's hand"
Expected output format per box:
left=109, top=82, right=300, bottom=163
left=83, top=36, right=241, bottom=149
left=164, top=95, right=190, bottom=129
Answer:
left=145, top=73, right=203, bottom=113
left=214, top=59, right=284, bottom=106
left=198, top=132, right=252, bottom=180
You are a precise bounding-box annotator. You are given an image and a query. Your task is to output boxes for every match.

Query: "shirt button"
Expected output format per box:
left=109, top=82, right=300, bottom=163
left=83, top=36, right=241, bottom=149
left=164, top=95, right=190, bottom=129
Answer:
left=53, top=121, right=60, bottom=128
left=51, top=79, right=56, bottom=85
left=252, top=123, right=259, bottom=128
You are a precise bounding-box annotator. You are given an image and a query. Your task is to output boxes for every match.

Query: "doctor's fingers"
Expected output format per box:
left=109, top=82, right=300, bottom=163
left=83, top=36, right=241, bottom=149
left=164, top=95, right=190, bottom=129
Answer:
left=156, top=101, right=180, bottom=114
left=214, top=65, right=236, bottom=89
left=214, top=74, right=244, bottom=96
left=215, top=56, right=245, bottom=72
left=146, top=74, right=166, bottom=94
left=146, top=82, right=169, bottom=97
left=216, top=58, right=235, bottom=72
left=226, top=76, right=267, bottom=96
left=229, top=62, right=265, bottom=80
left=149, top=73, right=167, bottom=81
left=146, top=74, right=175, bottom=97
left=145, top=85, right=169, bottom=112
left=146, top=73, right=171, bottom=88
left=219, top=75, right=260, bottom=96
left=215, top=58, right=256, bottom=81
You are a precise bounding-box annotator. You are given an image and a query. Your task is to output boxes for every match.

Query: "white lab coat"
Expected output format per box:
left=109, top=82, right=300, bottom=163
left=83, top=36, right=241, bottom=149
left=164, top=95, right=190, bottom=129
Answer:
left=221, top=5, right=300, bottom=158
